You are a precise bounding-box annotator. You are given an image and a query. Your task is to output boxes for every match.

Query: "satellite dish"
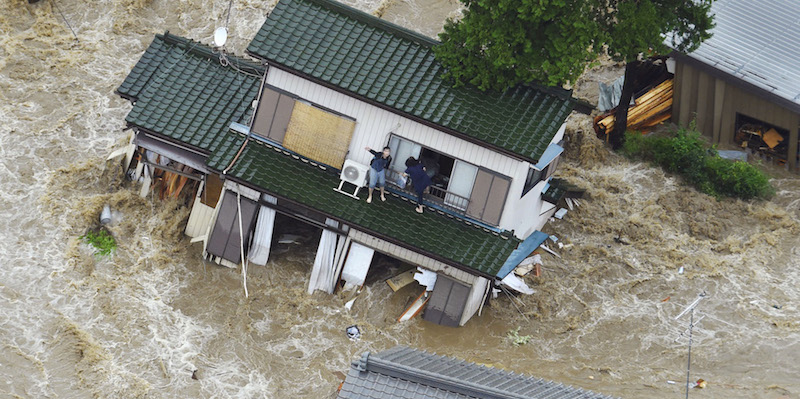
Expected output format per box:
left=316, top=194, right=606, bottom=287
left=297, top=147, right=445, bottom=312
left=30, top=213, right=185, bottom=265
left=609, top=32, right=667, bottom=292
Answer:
left=213, top=27, right=228, bottom=47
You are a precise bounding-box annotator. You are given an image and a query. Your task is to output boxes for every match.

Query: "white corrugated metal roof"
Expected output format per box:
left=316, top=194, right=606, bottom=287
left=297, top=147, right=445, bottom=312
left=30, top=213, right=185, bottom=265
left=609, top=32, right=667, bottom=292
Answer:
left=677, top=0, right=800, bottom=105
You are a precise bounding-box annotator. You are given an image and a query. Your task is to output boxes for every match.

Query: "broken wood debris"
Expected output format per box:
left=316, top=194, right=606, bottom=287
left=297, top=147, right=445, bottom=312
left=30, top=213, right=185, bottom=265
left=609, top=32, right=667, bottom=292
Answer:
left=594, top=78, right=673, bottom=140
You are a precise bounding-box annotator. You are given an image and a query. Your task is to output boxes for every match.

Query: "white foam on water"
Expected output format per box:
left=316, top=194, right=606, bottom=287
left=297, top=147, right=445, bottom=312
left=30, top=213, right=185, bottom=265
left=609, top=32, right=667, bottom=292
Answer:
left=2, top=0, right=800, bottom=398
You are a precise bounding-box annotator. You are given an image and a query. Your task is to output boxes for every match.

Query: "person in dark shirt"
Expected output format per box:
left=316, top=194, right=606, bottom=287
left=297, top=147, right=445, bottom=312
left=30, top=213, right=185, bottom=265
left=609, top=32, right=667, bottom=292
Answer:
left=365, top=146, right=392, bottom=203
left=403, top=157, right=432, bottom=214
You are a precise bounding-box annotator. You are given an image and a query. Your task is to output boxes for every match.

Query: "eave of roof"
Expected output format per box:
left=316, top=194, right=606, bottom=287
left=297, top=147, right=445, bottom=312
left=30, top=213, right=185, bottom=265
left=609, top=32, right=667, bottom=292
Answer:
left=247, top=0, right=576, bottom=163
left=207, top=135, right=521, bottom=277
left=669, top=0, right=800, bottom=114
left=117, top=32, right=263, bottom=154
left=338, top=346, right=620, bottom=399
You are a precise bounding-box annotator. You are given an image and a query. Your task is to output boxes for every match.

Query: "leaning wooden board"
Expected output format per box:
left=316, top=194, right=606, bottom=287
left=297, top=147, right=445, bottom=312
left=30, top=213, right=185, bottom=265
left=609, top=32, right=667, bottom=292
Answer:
left=398, top=290, right=429, bottom=322
left=386, top=270, right=416, bottom=292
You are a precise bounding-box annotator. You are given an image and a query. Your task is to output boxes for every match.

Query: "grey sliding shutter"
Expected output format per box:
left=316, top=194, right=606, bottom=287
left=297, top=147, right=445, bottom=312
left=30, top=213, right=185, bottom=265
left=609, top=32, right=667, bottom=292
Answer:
left=466, top=169, right=510, bottom=225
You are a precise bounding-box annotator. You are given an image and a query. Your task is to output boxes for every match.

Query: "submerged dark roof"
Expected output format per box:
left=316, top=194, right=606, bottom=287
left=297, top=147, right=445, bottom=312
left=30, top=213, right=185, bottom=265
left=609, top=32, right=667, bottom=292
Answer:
left=247, top=0, right=575, bottom=162
left=207, top=137, right=520, bottom=277
left=117, top=33, right=263, bottom=153
left=338, top=346, right=618, bottom=399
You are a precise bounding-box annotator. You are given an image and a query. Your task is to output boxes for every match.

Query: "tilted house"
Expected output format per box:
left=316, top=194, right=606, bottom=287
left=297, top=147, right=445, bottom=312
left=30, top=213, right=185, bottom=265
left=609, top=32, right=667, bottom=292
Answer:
left=337, top=346, right=618, bottom=399
left=114, top=0, right=575, bottom=326
left=670, top=0, right=800, bottom=171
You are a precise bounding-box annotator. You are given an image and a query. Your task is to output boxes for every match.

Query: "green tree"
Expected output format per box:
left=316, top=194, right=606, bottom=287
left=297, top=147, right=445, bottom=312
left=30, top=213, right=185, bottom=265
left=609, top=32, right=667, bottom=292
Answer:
left=435, top=0, right=715, bottom=148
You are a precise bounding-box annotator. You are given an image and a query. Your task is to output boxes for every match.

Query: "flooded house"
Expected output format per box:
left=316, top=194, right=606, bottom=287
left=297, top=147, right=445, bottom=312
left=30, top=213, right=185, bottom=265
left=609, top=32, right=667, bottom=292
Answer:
left=113, top=0, right=575, bottom=326
left=669, top=0, right=800, bottom=172
left=337, top=346, right=617, bottom=398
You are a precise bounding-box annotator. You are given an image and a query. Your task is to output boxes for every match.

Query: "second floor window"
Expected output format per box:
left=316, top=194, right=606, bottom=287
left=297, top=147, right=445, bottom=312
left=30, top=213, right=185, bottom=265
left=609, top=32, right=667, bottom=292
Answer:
left=387, top=135, right=510, bottom=225
left=522, top=154, right=560, bottom=198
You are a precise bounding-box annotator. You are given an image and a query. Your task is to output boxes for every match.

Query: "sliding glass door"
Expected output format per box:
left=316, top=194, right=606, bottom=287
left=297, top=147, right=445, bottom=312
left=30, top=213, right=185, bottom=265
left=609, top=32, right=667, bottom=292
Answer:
left=388, top=136, right=422, bottom=174
left=445, top=160, right=477, bottom=210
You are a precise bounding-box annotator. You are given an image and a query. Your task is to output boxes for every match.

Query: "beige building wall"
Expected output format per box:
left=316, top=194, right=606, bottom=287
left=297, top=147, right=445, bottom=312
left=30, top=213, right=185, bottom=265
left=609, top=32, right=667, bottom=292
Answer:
left=672, top=60, right=800, bottom=170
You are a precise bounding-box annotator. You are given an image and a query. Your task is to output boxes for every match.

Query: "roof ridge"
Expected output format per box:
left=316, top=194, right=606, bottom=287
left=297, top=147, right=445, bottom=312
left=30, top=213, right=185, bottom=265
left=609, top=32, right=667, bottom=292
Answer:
left=300, top=0, right=441, bottom=47
left=360, top=348, right=540, bottom=399
left=248, top=0, right=576, bottom=162
left=160, top=31, right=266, bottom=76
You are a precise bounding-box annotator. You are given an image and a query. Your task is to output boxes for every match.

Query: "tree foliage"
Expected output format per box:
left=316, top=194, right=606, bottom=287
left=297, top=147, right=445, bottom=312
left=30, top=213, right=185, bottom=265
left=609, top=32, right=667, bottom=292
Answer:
left=435, top=0, right=715, bottom=91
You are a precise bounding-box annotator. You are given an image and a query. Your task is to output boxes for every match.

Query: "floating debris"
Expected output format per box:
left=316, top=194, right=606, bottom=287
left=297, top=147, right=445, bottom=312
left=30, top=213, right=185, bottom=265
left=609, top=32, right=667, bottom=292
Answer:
left=100, top=204, right=112, bottom=225
left=346, top=325, right=361, bottom=341
left=694, top=379, right=707, bottom=389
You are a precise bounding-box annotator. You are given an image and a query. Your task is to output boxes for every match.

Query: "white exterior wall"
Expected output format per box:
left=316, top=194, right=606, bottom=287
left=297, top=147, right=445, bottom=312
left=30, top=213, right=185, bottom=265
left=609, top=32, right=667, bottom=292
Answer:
left=185, top=196, right=215, bottom=238
left=348, top=230, right=478, bottom=286
left=499, top=121, right=567, bottom=239
left=503, top=176, right=550, bottom=239
left=265, top=68, right=521, bottom=178
left=265, top=69, right=564, bottom=237
left=349, top=229, right=487, bottom=326
left=460, top=277, right=490, bottom=326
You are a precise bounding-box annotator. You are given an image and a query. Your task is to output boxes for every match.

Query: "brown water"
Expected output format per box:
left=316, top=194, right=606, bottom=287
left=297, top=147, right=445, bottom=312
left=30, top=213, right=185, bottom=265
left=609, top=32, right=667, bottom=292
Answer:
left=2, top=0, right=799, bottom=398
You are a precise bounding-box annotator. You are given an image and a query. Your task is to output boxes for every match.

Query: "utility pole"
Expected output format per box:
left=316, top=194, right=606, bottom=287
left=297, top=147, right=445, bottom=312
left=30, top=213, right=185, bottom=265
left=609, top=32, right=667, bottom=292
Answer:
left=674, top=291, right=707, bottom=399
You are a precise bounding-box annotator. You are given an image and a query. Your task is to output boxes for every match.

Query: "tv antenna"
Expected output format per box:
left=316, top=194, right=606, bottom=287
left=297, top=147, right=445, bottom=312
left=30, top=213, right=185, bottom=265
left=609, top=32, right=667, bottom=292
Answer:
left=673, top=291, right=708, bottom=399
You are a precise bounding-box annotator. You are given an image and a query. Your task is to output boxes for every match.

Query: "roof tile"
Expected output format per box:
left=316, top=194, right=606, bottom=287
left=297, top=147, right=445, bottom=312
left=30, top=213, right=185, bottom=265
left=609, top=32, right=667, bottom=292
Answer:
left=116, top=33, right=263, bottom=154
left=338, top=346, right=618, bottom=399
left=247, top=0, right=575, bottom=161
left=207, top=137, right=520, bottom=276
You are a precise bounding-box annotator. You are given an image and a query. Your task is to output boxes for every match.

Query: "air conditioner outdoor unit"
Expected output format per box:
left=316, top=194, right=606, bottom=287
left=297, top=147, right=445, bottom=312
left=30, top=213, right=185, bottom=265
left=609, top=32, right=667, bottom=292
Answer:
left=334, top=159, right=370, bottom=199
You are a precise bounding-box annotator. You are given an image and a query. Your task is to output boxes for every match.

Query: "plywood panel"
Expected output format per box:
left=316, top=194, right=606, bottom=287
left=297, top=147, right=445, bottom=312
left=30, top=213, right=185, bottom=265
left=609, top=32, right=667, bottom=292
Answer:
left=695, top=70, right=711, bottom=136
left=201, top=173, right=223, bottom=207
left=672, top=61, right=683, bottom=125
left=283, top=102, right=356, bottom=168
left=678, top=62, right=695, bottom=127
left=712, top=78, right=726, bottom=143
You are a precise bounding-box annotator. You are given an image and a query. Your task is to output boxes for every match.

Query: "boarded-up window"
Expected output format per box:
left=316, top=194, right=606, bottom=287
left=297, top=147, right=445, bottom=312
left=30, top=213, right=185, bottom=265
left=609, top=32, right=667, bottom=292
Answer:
left=207, top=191, right=259, bottom=263
left=251, top=87, right=296, bottom=143
left=466, top=169, right=510, bottom=226
left=423, top=275, right=470, bottom=327
left=282, top=102, right=356, bottom=168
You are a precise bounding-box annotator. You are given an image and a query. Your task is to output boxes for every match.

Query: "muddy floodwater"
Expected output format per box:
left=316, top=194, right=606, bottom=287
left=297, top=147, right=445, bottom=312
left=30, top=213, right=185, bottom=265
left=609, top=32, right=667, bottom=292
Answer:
left=1, top=0, right=799, bottom=398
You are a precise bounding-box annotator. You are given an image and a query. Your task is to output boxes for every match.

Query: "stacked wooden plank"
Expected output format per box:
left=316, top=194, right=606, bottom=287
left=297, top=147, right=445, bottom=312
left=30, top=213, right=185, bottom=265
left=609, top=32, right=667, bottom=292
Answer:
left=594, top=78, right=673, bottom=139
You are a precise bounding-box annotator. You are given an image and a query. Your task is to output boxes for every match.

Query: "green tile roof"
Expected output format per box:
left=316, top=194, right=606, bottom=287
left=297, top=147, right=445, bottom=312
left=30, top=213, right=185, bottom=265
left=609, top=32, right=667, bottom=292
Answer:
left=208, top=136, right=520, bottom=277
left=247, top=0, right=576, bottom=162
left=117, top=33, right=263, bottom=153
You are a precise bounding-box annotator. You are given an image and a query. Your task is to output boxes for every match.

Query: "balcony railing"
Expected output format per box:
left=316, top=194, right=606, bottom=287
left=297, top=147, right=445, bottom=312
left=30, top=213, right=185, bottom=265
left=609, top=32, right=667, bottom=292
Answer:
left=385, top=169, right=471, bottom=216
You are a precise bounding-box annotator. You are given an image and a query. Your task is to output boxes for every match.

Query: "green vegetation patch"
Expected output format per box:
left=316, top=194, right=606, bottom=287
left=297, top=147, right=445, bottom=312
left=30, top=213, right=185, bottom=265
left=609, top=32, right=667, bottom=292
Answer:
left=621, top=125, right=774, bottom=200
left=80, top=229, right=117, bottom=257
left=507, top=327, right=532, bottom=346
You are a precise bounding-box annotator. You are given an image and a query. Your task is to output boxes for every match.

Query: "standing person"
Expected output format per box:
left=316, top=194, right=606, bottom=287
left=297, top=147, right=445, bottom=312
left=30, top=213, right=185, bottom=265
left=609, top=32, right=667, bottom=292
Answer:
left=403, top=157, right=432, bottom=214
left=365, top=146, right=392, bottom=203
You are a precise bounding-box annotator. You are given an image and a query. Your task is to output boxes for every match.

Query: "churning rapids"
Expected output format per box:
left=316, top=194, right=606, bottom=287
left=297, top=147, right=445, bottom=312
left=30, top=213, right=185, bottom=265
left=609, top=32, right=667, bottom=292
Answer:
left=1, top=0, right=798, bottom=398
